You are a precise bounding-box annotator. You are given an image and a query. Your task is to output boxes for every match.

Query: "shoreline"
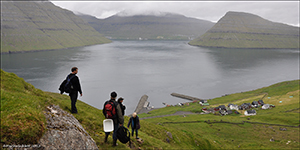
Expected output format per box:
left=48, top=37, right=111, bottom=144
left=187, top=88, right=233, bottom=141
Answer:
left=0, top=42, right=112, bottom=55
left=133, top=93, right=206, bottom=116
left=188, top=43, right=300, bottom=50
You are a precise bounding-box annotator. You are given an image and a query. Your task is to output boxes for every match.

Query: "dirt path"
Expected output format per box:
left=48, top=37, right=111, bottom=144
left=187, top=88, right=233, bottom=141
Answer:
left=140, top=111, right=198, bottom=120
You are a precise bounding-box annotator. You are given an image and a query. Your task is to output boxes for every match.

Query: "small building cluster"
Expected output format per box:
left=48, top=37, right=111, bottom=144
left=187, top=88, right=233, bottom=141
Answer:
left=199, top=100, right=209, bottom=106
left=201, top=99, right=275, bottom=116
left=144, top=101, right=154, bottom=110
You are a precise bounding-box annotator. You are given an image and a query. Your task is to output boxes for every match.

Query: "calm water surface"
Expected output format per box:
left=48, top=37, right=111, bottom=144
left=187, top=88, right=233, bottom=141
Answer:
left=2, top=40, right=299, bottom=115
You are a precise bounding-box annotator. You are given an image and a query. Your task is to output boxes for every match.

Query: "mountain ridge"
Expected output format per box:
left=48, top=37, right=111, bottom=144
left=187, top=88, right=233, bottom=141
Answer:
left=189, top=11, right=299, bottom=49
left=77, top=12, right=215, bottom=40
left=1, top=1, right=111, bottom=54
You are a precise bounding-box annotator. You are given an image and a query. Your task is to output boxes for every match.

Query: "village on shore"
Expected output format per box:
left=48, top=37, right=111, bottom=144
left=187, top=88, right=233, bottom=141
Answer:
left=135, top=93, right=280, bottom=117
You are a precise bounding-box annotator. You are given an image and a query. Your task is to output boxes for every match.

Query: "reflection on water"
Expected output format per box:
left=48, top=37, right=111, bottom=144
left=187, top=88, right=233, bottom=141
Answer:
left=1, top=40, right=299, bottom=115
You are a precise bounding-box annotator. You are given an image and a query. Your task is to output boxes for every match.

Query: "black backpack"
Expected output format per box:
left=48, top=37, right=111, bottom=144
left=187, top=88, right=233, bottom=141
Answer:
left=117, top=126, right=131, bottom=145
left=59, top=75, right=75, bottom=94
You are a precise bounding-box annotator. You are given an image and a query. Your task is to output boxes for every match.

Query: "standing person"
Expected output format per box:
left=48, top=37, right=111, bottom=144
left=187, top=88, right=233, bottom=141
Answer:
left=68, top=67, right=82, bottom=114
left=103, top=91, right=124, bottom=146
left=117, top=97, right=126, bottom=116
left=127, top=112, right=140, bottom=139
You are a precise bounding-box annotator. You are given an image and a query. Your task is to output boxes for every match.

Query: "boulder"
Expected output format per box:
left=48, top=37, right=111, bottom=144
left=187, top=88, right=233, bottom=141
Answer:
left=38, top=105, right=98, bottom=150
left=279, top=127, right=287, bottom=131
left=167, top=132, right=173, bottom=139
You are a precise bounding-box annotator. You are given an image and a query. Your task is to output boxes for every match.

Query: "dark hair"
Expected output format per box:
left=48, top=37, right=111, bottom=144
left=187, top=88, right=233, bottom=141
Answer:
left=71, top=67, right=78, bottom=72
left=111, top=91, right=117, bottom=98
left=118, top=97, right=124, bottom=103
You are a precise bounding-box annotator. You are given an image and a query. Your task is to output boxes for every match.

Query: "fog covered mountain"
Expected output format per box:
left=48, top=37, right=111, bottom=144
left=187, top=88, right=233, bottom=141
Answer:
left=78, top=12, right=215, bottom=40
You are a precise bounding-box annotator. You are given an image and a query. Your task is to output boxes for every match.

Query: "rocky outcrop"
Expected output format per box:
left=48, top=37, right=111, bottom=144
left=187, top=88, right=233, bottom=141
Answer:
left=1, top=1, right=111, bottom=53
left=189, top=11, right=299, bottom=49
left=38, top=105, right=98, bottom=150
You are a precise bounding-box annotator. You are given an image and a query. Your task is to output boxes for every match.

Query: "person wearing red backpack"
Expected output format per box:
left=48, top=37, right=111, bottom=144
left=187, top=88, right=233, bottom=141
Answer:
left=103, top=91, right=124, bottom=146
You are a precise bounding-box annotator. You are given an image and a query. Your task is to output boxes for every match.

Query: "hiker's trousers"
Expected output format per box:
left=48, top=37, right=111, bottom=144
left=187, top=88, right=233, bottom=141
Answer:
left=69, top=91, right=78, bottom=113
left=132, top=129, right=138, bottom=137
left=105, top=123, right=119, bottom=140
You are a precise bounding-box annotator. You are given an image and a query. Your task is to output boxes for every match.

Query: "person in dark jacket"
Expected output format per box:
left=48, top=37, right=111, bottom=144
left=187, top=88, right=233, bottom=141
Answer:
left=117, top=97, right=126, bottom=116
left=103, top=91, right=124, bottom=146
left=127, top=112, right=140, bottom=139
left=68, top=67, right=82, bottom=114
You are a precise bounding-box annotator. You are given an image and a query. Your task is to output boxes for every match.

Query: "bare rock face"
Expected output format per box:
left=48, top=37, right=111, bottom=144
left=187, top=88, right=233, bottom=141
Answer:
left=38, top=105, right=98, bottom=150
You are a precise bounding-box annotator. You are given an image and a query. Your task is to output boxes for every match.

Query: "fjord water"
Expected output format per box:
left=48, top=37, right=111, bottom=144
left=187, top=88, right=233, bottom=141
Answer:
left=2, top=40, right=299, bottom=115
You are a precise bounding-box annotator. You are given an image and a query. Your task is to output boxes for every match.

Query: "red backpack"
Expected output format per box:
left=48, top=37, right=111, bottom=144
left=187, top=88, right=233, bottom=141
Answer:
left=104, top=101, right=117, bottom=119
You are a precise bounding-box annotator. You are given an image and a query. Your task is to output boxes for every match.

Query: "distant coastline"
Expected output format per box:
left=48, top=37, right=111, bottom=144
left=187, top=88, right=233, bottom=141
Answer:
left=188, top=43, right=300, bottom=50
left=0, top=42, right=112, bottom=55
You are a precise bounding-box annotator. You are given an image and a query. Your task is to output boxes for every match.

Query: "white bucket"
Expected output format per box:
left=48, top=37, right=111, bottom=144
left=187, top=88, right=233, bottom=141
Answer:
left=103, top=119, right=114, bottom=132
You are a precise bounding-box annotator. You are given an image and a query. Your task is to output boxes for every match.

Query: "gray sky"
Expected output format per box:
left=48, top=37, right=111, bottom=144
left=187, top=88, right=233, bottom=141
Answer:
left=51, top=1, right=299, bottom=27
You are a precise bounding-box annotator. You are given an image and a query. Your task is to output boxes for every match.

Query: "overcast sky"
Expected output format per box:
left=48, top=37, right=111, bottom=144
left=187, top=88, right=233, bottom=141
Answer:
left=51, top=1, right=299, bottom=27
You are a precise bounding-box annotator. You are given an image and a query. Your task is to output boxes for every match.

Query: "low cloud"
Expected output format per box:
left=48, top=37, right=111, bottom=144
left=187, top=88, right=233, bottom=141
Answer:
left=52, top=1, right=299, bottom=27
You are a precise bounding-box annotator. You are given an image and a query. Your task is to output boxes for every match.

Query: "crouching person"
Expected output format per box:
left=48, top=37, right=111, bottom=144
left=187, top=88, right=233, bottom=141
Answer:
left=103, top=91, right=124, bottom=146
left=127, top=112, right=140, bottom=139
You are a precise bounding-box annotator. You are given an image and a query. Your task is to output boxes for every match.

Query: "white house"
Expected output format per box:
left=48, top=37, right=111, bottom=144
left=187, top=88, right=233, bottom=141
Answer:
left=244, top=109, right=256, bottom=116
left=229, top=104, right=239, bottom=110
left=262, top=104, right=270, bottom=110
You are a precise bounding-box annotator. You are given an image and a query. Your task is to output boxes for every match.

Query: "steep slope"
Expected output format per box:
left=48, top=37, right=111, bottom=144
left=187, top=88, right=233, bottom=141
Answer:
left=78, top=12, right=215, bottom=40
left=189, top=11, right=299, bottom=49
left=1, top=1, right=111, bottom=54
left=1, top=68, right=298, bottom=149
left=0, top=69, right=218, bottom=149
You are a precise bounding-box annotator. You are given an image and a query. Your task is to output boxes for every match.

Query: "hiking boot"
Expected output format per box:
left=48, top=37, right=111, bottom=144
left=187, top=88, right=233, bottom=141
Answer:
left=104, top=134, right=108, bottom=143
left=113, top=140, right=118, bottom=146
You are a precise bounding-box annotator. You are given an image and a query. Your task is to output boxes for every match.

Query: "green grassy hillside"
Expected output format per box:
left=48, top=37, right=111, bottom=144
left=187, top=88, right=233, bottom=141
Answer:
left=1, top=1, right=111, bottom=54
left=139, top=80, right=300, bottom=149
left=1, top=69, right=299, bottom=149
left=189, top=11, right=300, bottom=49
left=0, top=69, right=218, bottom=149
